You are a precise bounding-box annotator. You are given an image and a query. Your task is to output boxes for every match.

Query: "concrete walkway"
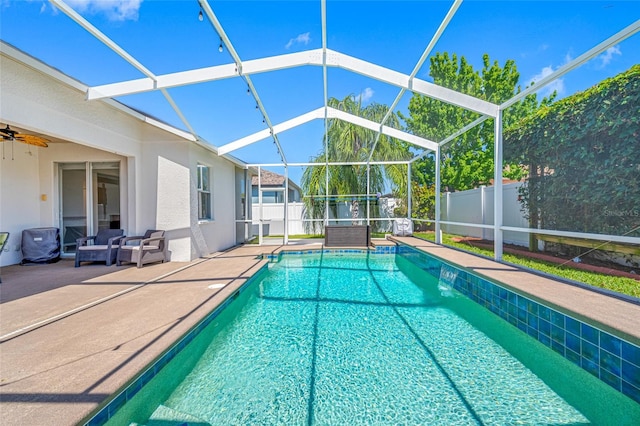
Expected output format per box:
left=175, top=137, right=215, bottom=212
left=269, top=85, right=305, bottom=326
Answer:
left=1, top=239, right=638, bottom=425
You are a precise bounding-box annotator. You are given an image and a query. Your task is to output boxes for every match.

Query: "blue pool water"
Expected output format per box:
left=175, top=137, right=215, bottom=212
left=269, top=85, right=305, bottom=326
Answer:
left=105, top=252, right=640, bottom=425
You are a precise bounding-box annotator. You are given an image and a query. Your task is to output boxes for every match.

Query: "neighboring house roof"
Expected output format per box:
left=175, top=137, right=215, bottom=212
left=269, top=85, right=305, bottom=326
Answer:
left=251, top=169, right=301, bottom=191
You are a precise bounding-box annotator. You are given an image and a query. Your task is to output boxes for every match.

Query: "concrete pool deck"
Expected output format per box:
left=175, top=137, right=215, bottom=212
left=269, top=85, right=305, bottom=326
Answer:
left=0, top=238, right=638, bottom=425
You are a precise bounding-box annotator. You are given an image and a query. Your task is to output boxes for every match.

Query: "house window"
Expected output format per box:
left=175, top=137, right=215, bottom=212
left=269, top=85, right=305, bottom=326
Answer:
left=197, top=164, right=212, bottom=220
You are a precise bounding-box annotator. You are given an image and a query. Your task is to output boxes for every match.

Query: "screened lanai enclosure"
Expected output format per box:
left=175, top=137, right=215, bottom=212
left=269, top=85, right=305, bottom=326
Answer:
left=6, top=0, right=639, bottom=263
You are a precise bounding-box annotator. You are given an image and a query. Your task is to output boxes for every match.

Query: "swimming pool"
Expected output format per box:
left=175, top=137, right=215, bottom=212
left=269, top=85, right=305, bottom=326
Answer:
left=97, top=250, right=640, bottom=425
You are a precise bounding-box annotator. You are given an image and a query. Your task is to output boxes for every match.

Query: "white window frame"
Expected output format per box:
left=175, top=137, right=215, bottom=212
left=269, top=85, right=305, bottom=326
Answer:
left=197, top=164, right=212, bottom=221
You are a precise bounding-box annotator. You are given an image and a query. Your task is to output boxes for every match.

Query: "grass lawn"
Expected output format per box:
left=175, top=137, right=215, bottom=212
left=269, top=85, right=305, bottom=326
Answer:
left=414, top=232, right=640, bottom=299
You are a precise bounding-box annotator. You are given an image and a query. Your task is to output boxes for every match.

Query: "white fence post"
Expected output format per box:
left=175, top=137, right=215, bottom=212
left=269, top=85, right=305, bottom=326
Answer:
left=494, top=111, right=504, bottom=261
left=480, top=185, right=486, bottom=240
left=435, top=146, right=442, bottom=244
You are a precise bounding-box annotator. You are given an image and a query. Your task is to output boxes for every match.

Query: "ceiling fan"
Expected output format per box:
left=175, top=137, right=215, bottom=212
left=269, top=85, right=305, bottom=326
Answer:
left=0, top=125, right=50, bottom=147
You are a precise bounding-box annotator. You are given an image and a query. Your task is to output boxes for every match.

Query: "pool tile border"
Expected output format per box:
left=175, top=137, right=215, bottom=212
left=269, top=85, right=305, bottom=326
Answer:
left=396, top=243, right=640, bottom=405
left=86, top=243, right=640, bottom=424
left=264, top=245, right=397, bottom=261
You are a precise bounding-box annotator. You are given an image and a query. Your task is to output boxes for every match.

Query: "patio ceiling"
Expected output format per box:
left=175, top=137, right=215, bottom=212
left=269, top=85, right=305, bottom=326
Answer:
left=9, top=1, right=640, bottom=170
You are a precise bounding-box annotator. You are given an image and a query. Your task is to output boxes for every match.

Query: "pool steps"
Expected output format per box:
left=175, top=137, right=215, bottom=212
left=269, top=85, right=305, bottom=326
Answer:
left=130, top=404, right=210, bottom=426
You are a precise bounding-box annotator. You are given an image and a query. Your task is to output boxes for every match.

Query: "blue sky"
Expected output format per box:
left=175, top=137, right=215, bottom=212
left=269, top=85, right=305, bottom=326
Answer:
left=1, top=0, right=639, bottom=184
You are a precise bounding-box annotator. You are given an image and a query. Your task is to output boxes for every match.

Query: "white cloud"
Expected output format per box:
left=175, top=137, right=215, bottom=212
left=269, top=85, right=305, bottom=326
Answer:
left=527, top=50, right=575, bottom=98
left=529, top=65, right=565, bottom=97
left=357, top=87, right=374, bottom=103
left=597, top=45, right=621, bottom=68
left=285, top=32, right=311, bottom=49
left=66, top=0, right=142, bottom=21
left=564, top=52, right=573, bottom=64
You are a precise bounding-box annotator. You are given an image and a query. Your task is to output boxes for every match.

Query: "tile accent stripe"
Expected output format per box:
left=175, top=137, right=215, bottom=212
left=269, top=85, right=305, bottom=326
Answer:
left=397, top=244, right=640, bottom=405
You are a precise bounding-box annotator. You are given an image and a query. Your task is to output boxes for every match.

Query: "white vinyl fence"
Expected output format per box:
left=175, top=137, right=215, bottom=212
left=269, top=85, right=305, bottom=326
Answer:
left=252, top=198, right=399, bottom=236
left=251, top=202, right=305, bottom=236
left=441, top=183, right=530, bottom=247
left=251, top=186, right=529, bottom=245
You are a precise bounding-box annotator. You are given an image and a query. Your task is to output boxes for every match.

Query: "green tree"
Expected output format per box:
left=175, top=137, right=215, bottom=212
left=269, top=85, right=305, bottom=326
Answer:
left=403, top=52, right=555, bottom=192
left=394, top=182, right=436, bottom=231
left=301, top=95, right=411, bottom=232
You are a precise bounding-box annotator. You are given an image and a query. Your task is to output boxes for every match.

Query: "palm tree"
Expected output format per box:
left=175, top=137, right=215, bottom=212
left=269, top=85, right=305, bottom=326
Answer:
left=301, top=95, right=411, bottom=233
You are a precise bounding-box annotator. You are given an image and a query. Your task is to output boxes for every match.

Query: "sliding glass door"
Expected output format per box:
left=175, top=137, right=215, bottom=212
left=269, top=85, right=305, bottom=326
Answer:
left=59, top=162, right=120, bottom=255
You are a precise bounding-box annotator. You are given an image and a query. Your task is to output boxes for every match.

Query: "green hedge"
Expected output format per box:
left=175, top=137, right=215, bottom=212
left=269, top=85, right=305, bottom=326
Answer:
left=504, top=65, right=640, bottom=236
